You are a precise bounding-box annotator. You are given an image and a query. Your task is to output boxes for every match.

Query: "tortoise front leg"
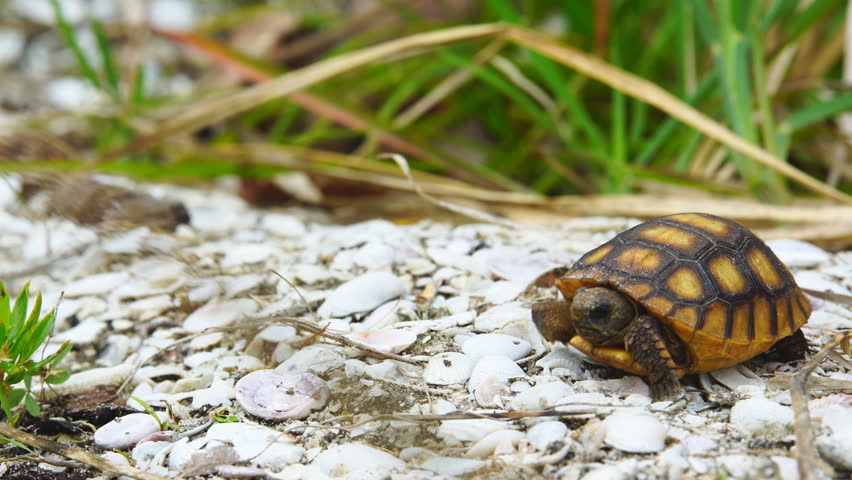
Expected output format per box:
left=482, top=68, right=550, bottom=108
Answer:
left=624, top=315, right=683, bottom=401
left=531, top=301, right=576, bottom=343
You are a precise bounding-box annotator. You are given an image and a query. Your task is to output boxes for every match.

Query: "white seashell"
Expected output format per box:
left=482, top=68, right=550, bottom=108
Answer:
left=815, top=406, right=852, bottom=470
left=474, top=302, right=530, bottom=331
left=766, top=239, right=830, bottom=267
left=257, top=325, right=297, bottom=342
left=483, top=247, right=561, bottom=285
left=536, top=347, right=588, bottom=378
left=709, top=365, right=764, bottom=391
left=114, top=260, right=186, bottom=299
left=462, top=334, right=531, bottom=361
left=100, top=450, right=130, bottom=467
left=206, top=422, right=304, bottom=466
left=465, top=429, right=525, bottom=458
left=128, top=294, right=174, bottom=320
left=235, top=370, right=328, bottom=420
left=527, top=421, right=569, bottom=451
left=419, top=456, right=486, bottom=477
left=65, top=272, right=131, bottom=297
left=794, top=270, right=851, bottom=295
left=54, top=318, right=106, bottom=345
left=474, top=375, right=509, bottom=408
left=582, top=465, right=627, bottom=480
left=510, top=381, right=574, bottom=410
left=101, top=227, right=150, bottom=254
left=32, top=363, right=133, bottom=400
left=437, top=418, right=508, bottom=445
left=188, top=332, right=223, bottom=350
left=475, top=280, right=528, bottom=304
left=221, top=244, right=279, bottom=268
left=603, top=409, right=667, bottom=453
left=730, top=398, right=793, bottom=437
left=660, top=444, right=689, bottom=468
left=403, top=257, right=436, bottom=275
left=186, top=280, right=220, bottom=304
left=216, top=354, right=265, bottom=374
left=291, top=264, right=333, bottom=284
left=317, top=272, right=406, bottom=318
left=352, top=241, right=396, bottom=270
left=276, top=344, right=344, bottom=375
left=468, top=355, right=526, bottom=393
left=436, top=295, right=471, bottom=314
left=262, top=213, right=307, bottom=237
left=183, top=298, right=257, bottom=332
left=94, top=413, right=161, bottom=450
left=771, top=455, right=799, bottom=480
left=312, top=443, right=405, bottom=477
left=682, top=435, right=717, bottom=454
left=345, top=329, right=417, bottom=354
left=809, top=394, right=852, bottom=414
left=359, top=299, right=417, bottom=331
left=222, top=274, right=266, bottom=298
left=423, top=352, right=474, bottom=386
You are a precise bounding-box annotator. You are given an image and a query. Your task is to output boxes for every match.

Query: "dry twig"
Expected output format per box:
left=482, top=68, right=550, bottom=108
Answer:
left=790, top=331, right=851, bottom=480
left=0, top=423, right=171, bottom=480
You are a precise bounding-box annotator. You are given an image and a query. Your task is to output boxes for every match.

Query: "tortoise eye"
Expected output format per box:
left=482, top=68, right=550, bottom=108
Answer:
left=590, top=305, right=610, bottom=319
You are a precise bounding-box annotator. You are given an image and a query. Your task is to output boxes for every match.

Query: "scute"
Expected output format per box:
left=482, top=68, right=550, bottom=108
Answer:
left=558, top=212, right=811, bottom=373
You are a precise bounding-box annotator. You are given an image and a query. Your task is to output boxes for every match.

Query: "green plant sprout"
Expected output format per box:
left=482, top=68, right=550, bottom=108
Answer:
left=131, top=396, right=179, bottom=430
left=0, top=281, right=72, bottom=426
left=210, top=406, right=239, bottom=423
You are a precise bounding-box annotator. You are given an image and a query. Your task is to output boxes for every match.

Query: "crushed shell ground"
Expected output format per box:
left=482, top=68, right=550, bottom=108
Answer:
left=0, top=178, right=851, bottom=480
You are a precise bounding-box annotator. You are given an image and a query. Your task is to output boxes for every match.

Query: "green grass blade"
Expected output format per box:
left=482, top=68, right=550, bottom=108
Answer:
left=92, top=20, right=120, bottom=101
left=609, top=36, right=628, bottom=193
left=132, top=64, right=147, bottom=105
left=437, top=49, right=562, bottom=140
left=787, top=0, right=838, bottom=43
left=779, top=93, right=852, bottom=132
left=689, top=0, right=718, bottom=46
left=759, top=0, right=798, bottom=32
left=49, top=0, right=102, bottom=91
left=635, top=71, right=717, bottom=166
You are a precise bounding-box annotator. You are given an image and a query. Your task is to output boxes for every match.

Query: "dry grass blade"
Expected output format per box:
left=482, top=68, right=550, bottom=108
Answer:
left=393, top=38, right=506, bottom=128
left=790, top=331, right=851, bottom=480
left=0, top=423, right=171, bottom=480
left=194, top=143, right=852, bottom=228
left=103, top=23, right=507, bottom=159
left=504, top=27, right=852, bottom=205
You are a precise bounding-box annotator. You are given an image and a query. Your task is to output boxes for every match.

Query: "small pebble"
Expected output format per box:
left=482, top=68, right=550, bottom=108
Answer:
left=94, top=413, right=161, bottom=450
left=603, top=409, right=667, bottom=453
left=729, top=398, right=793, bottom=437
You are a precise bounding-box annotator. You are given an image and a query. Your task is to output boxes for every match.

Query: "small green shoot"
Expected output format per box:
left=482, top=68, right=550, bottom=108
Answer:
left=0, top=281, right=72, bottom=426
left=210, top=406, right=239, bottom=423
left=131, top=396, right=179, bottom=430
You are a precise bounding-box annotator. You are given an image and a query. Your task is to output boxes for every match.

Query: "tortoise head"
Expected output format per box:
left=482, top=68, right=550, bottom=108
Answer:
left=571, top=287, right=637, bottom=345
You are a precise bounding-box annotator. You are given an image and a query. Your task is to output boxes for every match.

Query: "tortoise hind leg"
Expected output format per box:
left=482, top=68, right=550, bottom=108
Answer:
left=764, top=329, right=810, bottom=363
left=624, top=315, right=684, bottom=401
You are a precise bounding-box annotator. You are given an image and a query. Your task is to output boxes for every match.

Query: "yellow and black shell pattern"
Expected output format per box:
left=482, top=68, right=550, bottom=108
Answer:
left=556, top=212, right=811, bottom=373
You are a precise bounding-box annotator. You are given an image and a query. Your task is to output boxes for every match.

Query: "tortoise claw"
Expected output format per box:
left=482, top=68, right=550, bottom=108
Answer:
left=648, top=374, right=684, bottom=402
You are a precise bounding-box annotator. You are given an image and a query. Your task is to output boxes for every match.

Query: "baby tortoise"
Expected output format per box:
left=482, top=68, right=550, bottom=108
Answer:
left=532, top=213, right=811, bottom=400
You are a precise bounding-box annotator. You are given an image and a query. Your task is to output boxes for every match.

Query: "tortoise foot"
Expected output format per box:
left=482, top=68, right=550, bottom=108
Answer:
left=624, top=314, right=686, bottom=402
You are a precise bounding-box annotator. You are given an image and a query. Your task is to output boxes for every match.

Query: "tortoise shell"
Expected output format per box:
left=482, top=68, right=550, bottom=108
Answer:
left=555, top=212, right=811, bottom=374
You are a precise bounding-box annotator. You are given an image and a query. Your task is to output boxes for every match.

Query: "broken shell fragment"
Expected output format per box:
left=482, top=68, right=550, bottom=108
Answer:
left=235, top=369, right=329, bottom=420
left=93, top=413, right=162, bottom=450
left=345, top=328, right=417, bottom=354
left=317, top=271, right=406, bottom=318
left=423, top=352, right=474, bottom=386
